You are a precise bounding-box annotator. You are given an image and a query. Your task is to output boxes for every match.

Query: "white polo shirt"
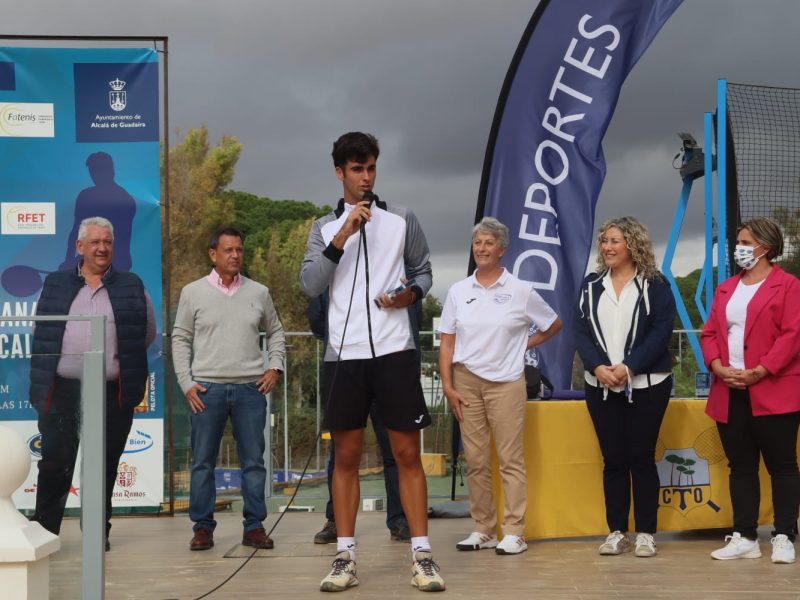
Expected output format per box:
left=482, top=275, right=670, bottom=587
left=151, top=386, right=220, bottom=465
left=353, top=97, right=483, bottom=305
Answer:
left=438, top=268, right=558, bottom=382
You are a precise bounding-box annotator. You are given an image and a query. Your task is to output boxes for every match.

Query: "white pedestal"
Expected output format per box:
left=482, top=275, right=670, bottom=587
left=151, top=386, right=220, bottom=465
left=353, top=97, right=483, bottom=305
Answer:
left=0, top=425, right=60, bottom=600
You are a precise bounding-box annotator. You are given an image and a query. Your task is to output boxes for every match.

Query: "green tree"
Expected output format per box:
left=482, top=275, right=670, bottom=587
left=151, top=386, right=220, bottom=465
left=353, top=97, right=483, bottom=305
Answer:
left=421, top=293, right=442, bottom=333
left=164, top=126, right=241, bottom=305
left=773, top=206, right=800, bottom=277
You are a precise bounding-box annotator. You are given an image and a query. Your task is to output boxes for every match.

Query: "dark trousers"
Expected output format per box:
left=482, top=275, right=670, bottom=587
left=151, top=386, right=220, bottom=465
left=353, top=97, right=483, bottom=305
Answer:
left=326, top=403, right=404, bottom=529
left=585, top=377, right=671, bottom=534
left=32, top=377, right=134, bottom=536
left=716, top=388, right=800, bottom=541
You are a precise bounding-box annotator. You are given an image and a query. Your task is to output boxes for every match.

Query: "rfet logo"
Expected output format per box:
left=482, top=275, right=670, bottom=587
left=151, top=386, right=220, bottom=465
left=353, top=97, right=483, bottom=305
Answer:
left=117, top=462, right=137, bottom=488
left=1, top=202, right=56, bottom=235
left=656, top=427, right=724, bottom=515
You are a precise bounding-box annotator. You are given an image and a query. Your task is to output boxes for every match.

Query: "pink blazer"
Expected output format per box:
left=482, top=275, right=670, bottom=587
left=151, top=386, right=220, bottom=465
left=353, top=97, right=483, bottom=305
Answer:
left=701, top=265, right=800, bottom=423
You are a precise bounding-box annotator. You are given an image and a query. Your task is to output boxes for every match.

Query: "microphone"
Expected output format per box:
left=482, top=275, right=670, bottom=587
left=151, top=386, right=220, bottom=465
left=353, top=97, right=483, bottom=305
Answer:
left=362, top=190, right=378, bottom=207
left=360, top=191, right=378, bottom=231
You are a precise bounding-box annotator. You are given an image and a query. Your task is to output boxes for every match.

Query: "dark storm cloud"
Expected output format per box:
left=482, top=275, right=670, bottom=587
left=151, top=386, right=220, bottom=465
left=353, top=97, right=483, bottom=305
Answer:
left=5, top=0, right=798, bottom=296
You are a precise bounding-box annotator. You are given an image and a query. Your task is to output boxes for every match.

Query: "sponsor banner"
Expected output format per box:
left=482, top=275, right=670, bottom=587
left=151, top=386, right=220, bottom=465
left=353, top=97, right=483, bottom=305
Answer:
left=8, top=418, right=163, bottom=509
left=476, top=0, right=683, bottom=388
left=0, top=102, right=54, bottom=137
left=1, top=202, right=56, bottom=234
left=0, top=47, right=163, bottom=508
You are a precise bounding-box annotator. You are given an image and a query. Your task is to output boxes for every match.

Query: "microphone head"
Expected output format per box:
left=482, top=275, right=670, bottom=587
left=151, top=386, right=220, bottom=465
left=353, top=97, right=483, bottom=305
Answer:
left=362, top=191, right=378, bottom=205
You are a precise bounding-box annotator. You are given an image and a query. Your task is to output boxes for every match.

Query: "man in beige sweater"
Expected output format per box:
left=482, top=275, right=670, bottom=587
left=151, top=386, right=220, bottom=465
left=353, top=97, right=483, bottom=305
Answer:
left=172, top=226, right=285, bottom=552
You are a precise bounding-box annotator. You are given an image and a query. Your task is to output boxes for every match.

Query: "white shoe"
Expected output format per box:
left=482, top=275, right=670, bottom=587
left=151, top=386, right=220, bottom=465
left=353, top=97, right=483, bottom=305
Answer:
left=710, top=532, right=761, bottom=560
left=495, top=534, right=527, bottom=555
left=411, top=551, right=446, bottom=592
left=634, top=533, right=657, bottom=557
left=598, top=531, right=631, bottom=555
left=320, top=551, right=359, bottom=592
left=771, top=534, right=796, bottom=564
left=455, top=531, right=498, bottom=551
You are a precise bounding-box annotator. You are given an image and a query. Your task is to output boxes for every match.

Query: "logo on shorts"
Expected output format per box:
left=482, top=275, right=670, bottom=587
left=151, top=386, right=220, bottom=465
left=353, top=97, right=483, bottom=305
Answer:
left=414, top=414, right=424, bottom=424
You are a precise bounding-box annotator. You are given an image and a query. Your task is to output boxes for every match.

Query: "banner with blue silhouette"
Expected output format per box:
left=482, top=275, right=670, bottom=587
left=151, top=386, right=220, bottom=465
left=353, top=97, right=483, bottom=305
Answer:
left=0, top=47, right=163, bottom=508
left=475, top=0, right=683, bottom=389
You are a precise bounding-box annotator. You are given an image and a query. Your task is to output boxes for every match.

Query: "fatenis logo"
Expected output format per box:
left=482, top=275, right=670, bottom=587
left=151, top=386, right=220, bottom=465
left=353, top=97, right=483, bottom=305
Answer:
left=73, top=62, right=159, bottom=143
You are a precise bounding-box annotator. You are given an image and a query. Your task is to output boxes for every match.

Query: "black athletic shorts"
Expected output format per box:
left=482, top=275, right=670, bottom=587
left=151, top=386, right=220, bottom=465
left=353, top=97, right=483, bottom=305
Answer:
left=322, top=350, right=431, bottom=431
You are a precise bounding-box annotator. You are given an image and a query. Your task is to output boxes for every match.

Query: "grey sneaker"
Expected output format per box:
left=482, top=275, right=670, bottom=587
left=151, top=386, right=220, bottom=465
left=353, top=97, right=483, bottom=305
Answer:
left=634, top=533, right=657, bottom=557
left=389, top=518, right=411, bottom=542
left=320, top=551, right=359, bottom=592
left=598, top=531, right=632, bottom=555
left=314, top=520, right=337, bottom=544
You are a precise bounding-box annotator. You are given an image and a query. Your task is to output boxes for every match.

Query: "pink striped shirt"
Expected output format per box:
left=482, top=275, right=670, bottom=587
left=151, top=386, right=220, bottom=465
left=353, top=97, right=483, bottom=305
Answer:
left=206, top=268, right=242, bottom=296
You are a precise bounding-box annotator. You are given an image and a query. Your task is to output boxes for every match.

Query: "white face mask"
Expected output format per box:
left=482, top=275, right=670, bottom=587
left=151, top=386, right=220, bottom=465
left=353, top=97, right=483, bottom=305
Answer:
left=734, top=244, right=766, bottom=270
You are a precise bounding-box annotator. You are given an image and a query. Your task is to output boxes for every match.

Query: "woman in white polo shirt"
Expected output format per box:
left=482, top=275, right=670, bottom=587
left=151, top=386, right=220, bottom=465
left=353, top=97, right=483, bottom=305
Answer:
left=575, top=216, right=676, bottom=558
left=438, top=217, right=562, bottom=555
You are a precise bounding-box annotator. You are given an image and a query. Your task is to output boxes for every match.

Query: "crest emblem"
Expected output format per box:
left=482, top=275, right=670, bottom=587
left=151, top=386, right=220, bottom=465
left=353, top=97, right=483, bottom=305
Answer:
left=116, top=462, right=137, bottom=488
left=656, top=427, right=723, bottom=516
left=108, top=78, right=127, bottom=112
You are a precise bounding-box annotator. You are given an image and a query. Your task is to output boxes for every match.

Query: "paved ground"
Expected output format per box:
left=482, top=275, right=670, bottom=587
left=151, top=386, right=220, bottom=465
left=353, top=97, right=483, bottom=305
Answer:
left=48, top=508, right=800, bottom=600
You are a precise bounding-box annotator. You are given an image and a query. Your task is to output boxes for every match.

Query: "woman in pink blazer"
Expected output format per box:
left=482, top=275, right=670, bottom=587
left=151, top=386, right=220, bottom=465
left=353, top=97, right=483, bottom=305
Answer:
left=701, top=218, right=800, bottom=564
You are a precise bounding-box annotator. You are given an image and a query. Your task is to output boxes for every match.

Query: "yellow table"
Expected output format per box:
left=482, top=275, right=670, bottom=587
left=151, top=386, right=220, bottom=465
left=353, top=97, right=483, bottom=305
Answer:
left=491, top=399, right=777, bottom=539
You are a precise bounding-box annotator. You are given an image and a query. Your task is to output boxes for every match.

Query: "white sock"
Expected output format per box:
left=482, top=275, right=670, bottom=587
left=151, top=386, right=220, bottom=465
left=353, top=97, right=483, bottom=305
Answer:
left=337, top=537, right=356, bottom=561
left=411, top=536, right=431, bottom=557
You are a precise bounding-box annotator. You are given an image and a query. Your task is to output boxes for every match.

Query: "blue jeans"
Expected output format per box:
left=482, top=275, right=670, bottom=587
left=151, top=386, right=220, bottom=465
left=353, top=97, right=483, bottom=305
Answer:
left=190, top=382, right=267, bottom=533
left=325, top=403, right=405, bottom=528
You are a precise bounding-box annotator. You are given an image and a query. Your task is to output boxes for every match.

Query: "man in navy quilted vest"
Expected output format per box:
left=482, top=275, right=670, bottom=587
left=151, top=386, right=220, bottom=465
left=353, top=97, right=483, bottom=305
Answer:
left=29, top=216, right=156, bottom=550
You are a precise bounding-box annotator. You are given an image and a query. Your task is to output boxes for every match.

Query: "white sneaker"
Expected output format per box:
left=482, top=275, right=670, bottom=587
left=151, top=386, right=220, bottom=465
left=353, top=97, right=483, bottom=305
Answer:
left=495, top=534, right=527, bottom=555
left=634, top=533, right=657, bottom=557
left=771, top=534, right=796, bottom=564
left=598, top=531, right=631, bottom=555
left=411, top=551, right=445, bottom=592
left=320, top=551, right=359, bottom=592
left=710, top=532, right=761, bottom=560
left=455, top=531, right=498, bottom=551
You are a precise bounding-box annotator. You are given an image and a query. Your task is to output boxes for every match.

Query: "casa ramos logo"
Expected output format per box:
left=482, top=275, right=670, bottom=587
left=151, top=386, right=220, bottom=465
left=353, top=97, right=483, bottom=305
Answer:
left=656, top=427, right=724, bottom=516
left=73, top=61, right=158, bottom=143
left=117, top=461, right=138, bottom=488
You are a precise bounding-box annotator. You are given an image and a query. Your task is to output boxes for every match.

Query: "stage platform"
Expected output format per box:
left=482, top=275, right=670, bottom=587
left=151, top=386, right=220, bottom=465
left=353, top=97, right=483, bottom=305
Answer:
left=50, top=509, right=800, bottom=599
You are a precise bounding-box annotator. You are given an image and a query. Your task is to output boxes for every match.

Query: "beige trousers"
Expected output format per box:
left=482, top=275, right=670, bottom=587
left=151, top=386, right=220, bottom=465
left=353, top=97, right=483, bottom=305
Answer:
left=454, top=363, right=527, bottom=536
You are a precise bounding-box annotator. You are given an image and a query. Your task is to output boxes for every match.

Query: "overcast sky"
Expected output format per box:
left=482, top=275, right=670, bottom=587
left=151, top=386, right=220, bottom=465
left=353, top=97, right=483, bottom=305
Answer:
left=5, top=0, right=799, bottom=298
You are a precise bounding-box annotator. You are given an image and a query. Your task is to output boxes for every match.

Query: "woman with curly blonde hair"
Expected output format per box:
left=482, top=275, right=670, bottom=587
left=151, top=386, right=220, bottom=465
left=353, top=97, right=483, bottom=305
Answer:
left=575, top=216, right=676, bottom=558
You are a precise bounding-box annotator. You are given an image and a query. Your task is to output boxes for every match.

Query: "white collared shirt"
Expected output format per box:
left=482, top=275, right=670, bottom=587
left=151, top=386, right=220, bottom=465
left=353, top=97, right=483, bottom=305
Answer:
left=439, top=268, right=558, bottom=382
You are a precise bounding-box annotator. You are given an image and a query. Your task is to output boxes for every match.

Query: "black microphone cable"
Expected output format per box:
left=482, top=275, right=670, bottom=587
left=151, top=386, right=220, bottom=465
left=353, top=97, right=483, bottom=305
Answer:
left=186, top=212, right=369, bottom=600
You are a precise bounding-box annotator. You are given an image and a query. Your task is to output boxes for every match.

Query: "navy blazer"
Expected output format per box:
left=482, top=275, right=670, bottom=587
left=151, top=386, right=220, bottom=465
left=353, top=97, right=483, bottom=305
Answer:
left=574, top=270, right=676, bottom=377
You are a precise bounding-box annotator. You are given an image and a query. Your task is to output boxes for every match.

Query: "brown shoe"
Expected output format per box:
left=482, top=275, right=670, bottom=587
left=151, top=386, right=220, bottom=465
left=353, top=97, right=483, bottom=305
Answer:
left=242, top=527, right=274, bottom=549
left=190, top=528, right=214, bottom=551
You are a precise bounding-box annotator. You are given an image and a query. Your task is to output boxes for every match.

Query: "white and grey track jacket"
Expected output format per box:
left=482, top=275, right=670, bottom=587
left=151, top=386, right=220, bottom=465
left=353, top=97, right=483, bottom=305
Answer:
left=300, top=198, right=432, bottom=361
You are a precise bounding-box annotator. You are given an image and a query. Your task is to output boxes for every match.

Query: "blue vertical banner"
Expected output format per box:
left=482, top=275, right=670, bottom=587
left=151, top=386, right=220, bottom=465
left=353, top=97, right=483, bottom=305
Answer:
left=477, top=0, right=683, bottom=388
left=0, top=47, right=163, bottom=509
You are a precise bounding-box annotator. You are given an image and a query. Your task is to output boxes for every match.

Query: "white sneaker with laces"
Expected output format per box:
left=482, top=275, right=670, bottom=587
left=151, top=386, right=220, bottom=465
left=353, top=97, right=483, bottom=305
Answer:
left=598, top=531, right=631, bottom=555
left=495, top=534, right=527, bottom=555
left=320, top=551, right=359, bottom=592
left=634, top=533, right=657, bottom=557
left=771, top=534, right=796, bottom=564
left=411, top=551, right=445, bottom=592
left=455, top=531, right=498, bottom=551
left=710, top=532, right=761, bottom=560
